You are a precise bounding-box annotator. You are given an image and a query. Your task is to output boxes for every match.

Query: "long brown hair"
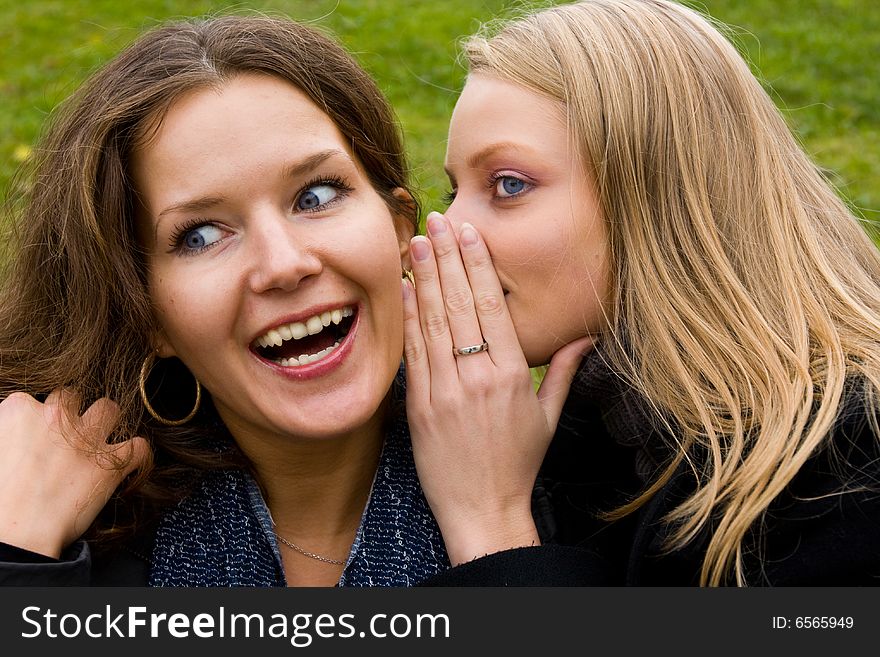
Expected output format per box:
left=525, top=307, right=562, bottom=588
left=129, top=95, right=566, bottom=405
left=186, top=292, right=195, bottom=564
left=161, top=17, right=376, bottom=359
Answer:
left=0, top=14, right=418, bottom=545
left=464, top=0, right=880, bottom=584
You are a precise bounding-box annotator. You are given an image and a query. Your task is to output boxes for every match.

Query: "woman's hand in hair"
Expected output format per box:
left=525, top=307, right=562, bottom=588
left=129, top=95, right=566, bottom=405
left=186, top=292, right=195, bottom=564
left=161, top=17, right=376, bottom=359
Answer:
left=0, top=389, right=150, bottom=559
left=403, top=212, right=594, bottom=566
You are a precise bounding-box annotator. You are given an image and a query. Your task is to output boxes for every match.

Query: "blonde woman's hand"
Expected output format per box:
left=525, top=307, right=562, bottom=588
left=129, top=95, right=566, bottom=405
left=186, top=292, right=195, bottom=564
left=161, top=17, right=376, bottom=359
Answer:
left=403, top=212, right=594, bottom=566
left=0, top=389, right=150, bottom=558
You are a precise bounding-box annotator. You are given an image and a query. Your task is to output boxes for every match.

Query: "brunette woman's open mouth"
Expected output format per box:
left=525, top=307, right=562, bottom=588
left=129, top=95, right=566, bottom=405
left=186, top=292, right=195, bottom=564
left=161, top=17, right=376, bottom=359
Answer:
left=251, top=305, right=357, bottom=369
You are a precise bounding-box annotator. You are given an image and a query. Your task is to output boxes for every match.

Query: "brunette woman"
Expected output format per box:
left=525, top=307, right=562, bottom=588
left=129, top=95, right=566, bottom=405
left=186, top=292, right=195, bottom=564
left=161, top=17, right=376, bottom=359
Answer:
left=0, top=15, right=448, bottom=587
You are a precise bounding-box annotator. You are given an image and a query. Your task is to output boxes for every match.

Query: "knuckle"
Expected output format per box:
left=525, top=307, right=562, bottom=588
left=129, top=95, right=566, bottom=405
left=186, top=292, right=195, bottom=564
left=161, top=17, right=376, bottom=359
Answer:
left=92, top=396, right=120, bottom=412
left=56, top=387, right=83, bottom=411
left=431, top=389, right=457, bottom=411
left=403, top=340, right=426, bottom=365
left=120, top=438, right=151, bottom=470
left=464, top=373, right=494, bottom=396
left=414, top=268, right=436, bottom=285
left=422, top=313, right=449, bottom=340
left=475, top=291, right=505, bottom=317
left=514, top=363, right=534, bottom=381
left=91, top=398, right=122, bottom=423
left=466, top=249, right=493, bottom=271
left=403, top=302, right=419, bottom=322
left=513, top=368, right=536, bottom=390
left=444, top=288, right=474, bottom=316
left=2, top=391, right=35, bottom=408
left=406, top=403, right=432, bottom=428
left=431, top=237, right=455, bottom=258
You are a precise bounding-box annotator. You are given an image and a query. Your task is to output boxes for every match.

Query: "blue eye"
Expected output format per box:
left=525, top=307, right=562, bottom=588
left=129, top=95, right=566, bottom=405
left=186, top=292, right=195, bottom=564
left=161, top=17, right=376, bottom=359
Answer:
left=181, top=224, right=224, bottom=252
left=296, top=184, right=339, bottom=211
left=495, top=176, right=527, bottom=198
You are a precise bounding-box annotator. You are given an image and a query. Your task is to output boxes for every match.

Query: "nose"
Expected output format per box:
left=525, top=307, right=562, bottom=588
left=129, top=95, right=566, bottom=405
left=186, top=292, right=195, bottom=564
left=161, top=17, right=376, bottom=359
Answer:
left=442, top=194, right=467, bottom=234
left=247, top=212, right=322, bottom=293
left=442, top=192, right=495, bottom=261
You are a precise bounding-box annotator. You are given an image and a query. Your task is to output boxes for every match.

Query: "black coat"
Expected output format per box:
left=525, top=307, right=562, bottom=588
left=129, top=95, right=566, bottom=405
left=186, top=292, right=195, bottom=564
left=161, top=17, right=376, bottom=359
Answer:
left=4, top=355, right=879, bottom=586
left=422, top=353, right=880, bottom=586
left=0, top=525, right=152, bottom=586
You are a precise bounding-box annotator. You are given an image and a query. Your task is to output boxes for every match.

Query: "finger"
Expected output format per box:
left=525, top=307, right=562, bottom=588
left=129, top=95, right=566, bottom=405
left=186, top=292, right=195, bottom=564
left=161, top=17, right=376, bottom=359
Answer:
left=80, top=397, right=122, bottom=444
left=425, top=212, right=487, bottom=364
left=409, top=235, right=458, bottom=387
left=401, top=277, right=430, bottom=403
left=457, top=223, right=527, bottom=368
left=93, top=434, right=151, bottom=478
left=108, top=436, right=152, bottom=479
left=0, top=391, right=40, bottom=421
left=44, top=387, right=82, bottom=428
left=537, top=336, right=597, bottom=428
left=72, top=436, right=152, bottom=541
left=58, top=387, right=83, bottom=415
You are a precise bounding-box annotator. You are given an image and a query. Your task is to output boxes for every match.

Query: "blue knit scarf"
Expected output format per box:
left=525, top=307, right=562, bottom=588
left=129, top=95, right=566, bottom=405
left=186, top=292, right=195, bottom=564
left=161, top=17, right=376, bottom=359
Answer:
left=148, top=413, right=449, bottom=586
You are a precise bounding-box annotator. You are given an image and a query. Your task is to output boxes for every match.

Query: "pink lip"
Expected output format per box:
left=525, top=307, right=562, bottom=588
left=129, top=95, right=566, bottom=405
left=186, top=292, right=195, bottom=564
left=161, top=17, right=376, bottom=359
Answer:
left=250, top=304, right=360, bottom=381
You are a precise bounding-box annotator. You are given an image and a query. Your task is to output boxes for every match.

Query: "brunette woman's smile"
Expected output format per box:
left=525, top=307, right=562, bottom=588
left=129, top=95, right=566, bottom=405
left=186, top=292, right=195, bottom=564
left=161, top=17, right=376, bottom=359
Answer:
left=132, top=74, right=411, bottom=442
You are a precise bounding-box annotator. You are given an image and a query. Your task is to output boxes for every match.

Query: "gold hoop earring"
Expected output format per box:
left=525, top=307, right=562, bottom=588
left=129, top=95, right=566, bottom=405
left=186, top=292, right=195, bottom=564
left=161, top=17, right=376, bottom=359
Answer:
left=139, top=353, right=201, bottom=426
left=402, top=268, right=415, bottom=287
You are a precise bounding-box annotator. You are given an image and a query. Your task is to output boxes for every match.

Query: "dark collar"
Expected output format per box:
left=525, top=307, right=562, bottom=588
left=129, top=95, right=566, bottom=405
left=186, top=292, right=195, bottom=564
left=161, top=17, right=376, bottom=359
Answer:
left=564, top=346, right=670, bottom=479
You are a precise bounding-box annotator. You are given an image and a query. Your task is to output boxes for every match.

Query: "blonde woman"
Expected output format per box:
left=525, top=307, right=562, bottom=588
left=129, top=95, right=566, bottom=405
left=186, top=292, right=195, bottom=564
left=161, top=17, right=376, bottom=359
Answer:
left=405, top=0, right=880, bottom=585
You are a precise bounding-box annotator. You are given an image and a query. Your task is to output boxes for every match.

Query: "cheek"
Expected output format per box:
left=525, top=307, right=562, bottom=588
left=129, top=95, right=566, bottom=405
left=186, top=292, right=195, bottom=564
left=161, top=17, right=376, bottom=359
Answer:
left=356, top=225, right=407, bottom=339
left=350, top=215, right=406, bottom=279
left=493, top=228, right=559, bottom=291
left=372, top=245, right=407, bottom=326
left=150, top=270, right=228, bottom=347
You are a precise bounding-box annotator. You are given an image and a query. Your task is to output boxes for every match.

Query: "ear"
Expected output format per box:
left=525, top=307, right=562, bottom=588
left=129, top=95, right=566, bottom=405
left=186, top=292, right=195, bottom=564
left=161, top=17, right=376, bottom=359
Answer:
left=391, top=187, right=417, bottom=272
left=150, top=326, right=177, bottom=359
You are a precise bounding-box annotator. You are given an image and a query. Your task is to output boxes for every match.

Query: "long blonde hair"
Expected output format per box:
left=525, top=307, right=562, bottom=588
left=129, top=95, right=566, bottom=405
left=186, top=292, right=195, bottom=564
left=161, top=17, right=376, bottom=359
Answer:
left=464, top=0, right=880, bottom=585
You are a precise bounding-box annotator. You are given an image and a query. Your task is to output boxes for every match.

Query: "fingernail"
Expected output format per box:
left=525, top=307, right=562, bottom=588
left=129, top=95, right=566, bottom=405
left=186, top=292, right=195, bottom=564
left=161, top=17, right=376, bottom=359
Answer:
left=427, top=214, right=447, bottom=236
left=411, top=237, right=430, bottom=261
left=402, top=278, right=412, bottom=299
left=459, top=223, right=478, bottom=247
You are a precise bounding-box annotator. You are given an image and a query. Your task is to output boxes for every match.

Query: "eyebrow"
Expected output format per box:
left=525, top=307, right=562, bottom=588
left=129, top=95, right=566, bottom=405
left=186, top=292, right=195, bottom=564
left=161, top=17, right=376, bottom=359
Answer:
left=153, top=195, right=227, bottom=245
left=152, top=148, right=351, bottom=242
left=281, top=148, right=348, bottom=181
left=445, top=141, right=534, bottom=180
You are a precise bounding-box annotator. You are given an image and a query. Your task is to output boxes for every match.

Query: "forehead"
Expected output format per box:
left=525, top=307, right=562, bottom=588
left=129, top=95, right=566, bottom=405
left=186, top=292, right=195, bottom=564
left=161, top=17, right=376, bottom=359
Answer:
left=446, top=74, right=567, bottom=162
left=130, top=74, right=356, bottom=205
left=142, top=74, right=342, bottom=158
left=128, top=74, right=363, bottom=245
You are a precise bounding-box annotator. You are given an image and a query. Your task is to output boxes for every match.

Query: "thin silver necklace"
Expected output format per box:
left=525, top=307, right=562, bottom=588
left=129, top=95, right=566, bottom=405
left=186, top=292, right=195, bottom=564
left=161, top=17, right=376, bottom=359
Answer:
left=275, top=533, right=346, bottom=565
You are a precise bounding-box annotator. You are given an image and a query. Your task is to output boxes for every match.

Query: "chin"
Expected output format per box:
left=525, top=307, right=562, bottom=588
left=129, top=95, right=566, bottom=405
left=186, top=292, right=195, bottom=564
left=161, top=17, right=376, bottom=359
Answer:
left=523, top=334, right=577, bottom=369
left=283, top=410, right=378, bottom=441
left=523, top=344, right=553, bottom=369
left=267, top=384, right=388, bottom=441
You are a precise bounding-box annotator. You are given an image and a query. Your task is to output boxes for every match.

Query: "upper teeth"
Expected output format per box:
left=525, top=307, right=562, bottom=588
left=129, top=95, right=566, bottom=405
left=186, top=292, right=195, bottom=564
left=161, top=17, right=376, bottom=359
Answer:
left=255, top=306, right=353, bottom=349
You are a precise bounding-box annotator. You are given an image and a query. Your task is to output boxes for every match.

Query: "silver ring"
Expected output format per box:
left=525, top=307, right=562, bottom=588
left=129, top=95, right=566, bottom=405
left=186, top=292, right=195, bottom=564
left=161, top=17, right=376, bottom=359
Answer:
left=454, top=341, right=489, bottom=356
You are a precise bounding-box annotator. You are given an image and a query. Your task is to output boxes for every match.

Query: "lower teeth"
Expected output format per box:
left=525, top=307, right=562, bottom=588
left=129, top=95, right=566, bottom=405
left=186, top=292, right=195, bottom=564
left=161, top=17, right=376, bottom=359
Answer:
left=276, top=340, right=342, bottom=367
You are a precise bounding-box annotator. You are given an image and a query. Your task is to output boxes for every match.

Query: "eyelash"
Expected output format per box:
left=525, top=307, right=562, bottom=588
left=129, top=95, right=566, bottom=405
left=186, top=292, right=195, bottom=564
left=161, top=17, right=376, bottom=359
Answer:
left=168, top=217, right=220, bottom=256
left=167, top=175, right=355, bottom=255
left=441, top=173, right=533, bottom=207
left=487, top=172, right=532, bottom=199
left=295, top=174, right=353, bottom=213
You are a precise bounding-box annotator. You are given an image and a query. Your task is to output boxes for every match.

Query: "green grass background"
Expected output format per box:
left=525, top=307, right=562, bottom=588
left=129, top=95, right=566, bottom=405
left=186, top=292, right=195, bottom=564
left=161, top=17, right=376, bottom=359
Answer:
left=1, top=0, right=878, bottom=228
